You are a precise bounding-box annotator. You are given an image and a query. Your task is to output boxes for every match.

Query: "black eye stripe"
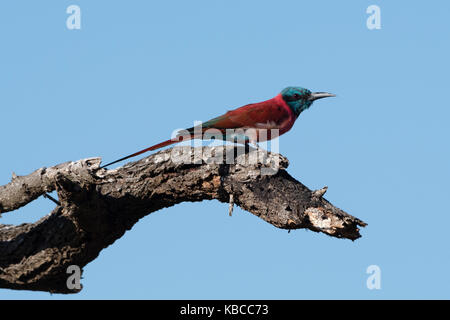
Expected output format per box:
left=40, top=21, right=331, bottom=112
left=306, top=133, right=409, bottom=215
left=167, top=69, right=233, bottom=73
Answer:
left=285, top=93, right=302, bottom=102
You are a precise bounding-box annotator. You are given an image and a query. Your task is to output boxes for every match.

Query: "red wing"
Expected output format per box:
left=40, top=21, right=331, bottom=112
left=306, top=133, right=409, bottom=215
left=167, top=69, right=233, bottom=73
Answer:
left=201, top=100, right=292, bottom=131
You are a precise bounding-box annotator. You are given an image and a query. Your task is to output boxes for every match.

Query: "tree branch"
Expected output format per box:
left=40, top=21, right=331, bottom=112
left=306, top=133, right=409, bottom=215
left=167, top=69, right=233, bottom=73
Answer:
left=0, top=146, right=366, bottom=293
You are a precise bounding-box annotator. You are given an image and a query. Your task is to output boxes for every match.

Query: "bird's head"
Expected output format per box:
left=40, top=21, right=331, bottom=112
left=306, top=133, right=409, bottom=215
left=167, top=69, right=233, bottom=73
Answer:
left=281, top=87, right=335, bottom=117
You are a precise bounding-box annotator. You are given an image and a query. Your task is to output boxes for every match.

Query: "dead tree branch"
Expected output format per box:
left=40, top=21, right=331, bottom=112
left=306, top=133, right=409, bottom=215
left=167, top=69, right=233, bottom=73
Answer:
left=0, top=146, right=366, bottom=293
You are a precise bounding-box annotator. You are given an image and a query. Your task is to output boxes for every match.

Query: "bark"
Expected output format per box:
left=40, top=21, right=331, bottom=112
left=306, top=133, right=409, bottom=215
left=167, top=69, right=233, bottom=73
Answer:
left=0, top=146, right=366, bottom=294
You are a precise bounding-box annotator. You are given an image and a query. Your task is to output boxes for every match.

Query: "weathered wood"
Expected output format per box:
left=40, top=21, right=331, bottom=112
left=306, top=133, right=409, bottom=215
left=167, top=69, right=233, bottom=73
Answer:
left=0, top=146, right=366, bottom=293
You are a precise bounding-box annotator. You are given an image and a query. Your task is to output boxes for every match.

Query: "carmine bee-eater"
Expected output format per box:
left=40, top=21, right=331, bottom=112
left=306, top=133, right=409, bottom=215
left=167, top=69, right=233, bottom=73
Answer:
left=100, top=87, right=335, bottom=168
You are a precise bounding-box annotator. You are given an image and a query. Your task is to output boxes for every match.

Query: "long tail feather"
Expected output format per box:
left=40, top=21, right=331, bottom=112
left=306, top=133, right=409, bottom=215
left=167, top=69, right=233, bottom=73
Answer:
left=100, top=136, right=189, bottom=169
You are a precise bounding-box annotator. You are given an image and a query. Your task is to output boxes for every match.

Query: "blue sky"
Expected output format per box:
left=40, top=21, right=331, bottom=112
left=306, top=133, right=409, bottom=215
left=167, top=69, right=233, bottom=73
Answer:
left=0, top=1, right=449, bottom=299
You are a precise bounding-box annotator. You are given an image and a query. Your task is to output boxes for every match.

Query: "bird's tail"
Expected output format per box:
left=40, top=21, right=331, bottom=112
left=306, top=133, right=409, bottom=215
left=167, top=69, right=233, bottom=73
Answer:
left=100, top=136, right=190, bottom=169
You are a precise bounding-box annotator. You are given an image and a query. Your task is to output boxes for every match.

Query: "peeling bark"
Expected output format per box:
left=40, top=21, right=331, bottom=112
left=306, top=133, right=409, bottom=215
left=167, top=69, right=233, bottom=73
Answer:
left=0, top=146, right=366, bottom=293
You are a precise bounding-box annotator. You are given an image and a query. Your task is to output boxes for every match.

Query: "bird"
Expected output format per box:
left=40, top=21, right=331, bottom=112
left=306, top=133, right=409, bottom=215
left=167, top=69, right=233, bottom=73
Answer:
left=100, top=87, right=335, bottom=169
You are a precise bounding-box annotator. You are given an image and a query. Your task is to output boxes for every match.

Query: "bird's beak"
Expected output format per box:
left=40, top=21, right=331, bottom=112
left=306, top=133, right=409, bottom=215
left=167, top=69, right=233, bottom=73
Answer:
left=309, top=92, right=336, bottom=101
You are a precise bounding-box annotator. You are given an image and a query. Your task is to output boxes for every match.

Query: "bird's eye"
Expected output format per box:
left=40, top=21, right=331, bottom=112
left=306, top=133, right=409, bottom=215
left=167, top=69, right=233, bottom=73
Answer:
left=284, top=92, right=303, bottom=102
